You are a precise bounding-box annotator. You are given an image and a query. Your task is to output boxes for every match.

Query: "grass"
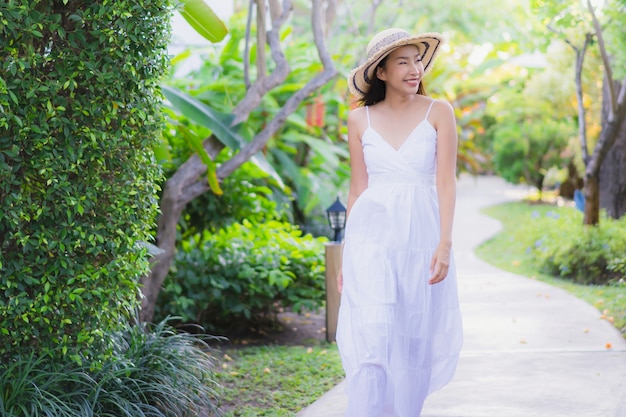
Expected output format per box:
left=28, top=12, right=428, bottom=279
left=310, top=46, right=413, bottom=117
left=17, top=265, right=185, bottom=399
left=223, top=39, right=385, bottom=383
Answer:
left=213, top=343, right=344, bottom=416
left=475, top=201, right=626, bottom=337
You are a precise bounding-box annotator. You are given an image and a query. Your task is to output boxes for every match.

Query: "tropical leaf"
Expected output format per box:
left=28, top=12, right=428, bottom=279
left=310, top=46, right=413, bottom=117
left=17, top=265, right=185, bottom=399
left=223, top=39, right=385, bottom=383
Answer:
left=161, top=85, right=243, bottom=150
left=178, top=0, right=228, bottom=43
left=250, top=154, right=286, bottom=190
left=181, top=131, right=223, bottom=195
left=161, top=86, right=286, bottom=192
left=153, top=135, right=172, bottom=165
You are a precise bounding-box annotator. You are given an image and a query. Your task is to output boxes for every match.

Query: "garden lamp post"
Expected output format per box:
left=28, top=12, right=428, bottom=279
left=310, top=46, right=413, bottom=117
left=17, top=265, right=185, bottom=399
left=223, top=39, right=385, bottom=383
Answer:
left=326, top=196, right=346, bottom=243
left=324, top=196, right=346, bottom=343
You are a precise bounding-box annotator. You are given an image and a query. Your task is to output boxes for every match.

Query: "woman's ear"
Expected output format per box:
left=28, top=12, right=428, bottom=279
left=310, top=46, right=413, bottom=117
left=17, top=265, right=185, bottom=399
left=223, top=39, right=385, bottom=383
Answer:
left=376, top=66, right=386, bottom=81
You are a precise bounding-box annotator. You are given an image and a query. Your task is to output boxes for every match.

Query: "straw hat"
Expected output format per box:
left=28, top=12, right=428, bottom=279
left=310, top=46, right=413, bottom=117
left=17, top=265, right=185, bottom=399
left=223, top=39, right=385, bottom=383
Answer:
left=348, top=28, right=445, bottom=98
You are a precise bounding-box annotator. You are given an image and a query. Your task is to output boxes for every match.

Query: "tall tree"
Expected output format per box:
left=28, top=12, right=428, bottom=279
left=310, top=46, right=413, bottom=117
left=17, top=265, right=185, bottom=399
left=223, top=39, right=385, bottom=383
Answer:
left=535, top=0, right=626, bottom=225
left=139, top=0, right=338, bottom=323
left=599, top=79, right=626, bottom=218
left=598, top=0, right=626, bottom=219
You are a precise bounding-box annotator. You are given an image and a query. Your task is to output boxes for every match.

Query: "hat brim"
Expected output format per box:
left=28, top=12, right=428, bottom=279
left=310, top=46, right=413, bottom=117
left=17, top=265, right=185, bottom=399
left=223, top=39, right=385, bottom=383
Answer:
left=348, top=33, right=444, bottom=99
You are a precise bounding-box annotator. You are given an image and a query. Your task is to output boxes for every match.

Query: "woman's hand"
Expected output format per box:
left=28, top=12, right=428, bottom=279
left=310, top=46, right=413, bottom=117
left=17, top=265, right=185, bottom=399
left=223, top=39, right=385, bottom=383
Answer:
left=429, top=242, right=451, bottom=285
left=337, top=270, right=343, bottom=294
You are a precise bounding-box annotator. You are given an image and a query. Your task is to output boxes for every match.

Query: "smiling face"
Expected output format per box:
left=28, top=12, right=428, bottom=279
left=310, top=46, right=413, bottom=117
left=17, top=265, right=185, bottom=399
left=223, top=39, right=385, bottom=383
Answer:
left=376, top=45, right=425, bottom=95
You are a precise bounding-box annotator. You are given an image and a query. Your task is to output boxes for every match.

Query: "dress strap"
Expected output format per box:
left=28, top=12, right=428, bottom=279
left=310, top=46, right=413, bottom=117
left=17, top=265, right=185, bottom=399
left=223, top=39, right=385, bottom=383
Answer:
left=365, top=106, right=371, bottom=128
left=424, top=100, right=435, bottom=122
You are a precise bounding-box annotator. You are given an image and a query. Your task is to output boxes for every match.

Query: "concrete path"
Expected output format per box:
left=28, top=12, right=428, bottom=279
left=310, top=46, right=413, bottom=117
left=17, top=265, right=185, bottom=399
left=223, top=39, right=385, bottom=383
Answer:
left=297, top=175, right=626, bottom=417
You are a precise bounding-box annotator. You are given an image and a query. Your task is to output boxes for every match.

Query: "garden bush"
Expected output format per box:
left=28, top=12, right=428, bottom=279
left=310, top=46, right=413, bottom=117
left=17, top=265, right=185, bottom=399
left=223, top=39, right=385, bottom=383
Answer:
left=520, top=207, right=626, bottom=284
left=0, top=1, right=170, bottom=361
left=0, top=318, right=220, bottom=417
left=157, top=220, right=327, bottom=331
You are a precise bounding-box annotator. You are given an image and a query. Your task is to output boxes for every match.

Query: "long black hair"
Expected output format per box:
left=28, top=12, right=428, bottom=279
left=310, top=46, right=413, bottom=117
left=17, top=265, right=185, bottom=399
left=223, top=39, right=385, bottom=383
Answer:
left=358, top=55, right=427, bottom=107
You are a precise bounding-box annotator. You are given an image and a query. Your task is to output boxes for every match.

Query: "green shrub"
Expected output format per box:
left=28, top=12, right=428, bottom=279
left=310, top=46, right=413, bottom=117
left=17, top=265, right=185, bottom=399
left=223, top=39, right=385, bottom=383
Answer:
left=0, top=1, right=171, bottom=361
left=176, top=153, right=290, bottom=238
left=157, top=220, right=327, bottom=331
left=520, top=208, right=626, bottom=284
left=0, top=318, right=220, bottom=417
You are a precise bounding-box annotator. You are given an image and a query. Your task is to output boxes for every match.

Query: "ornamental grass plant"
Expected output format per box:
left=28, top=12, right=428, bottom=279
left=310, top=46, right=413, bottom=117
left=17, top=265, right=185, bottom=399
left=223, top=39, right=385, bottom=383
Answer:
left=0, top=318, right=221, bottom=417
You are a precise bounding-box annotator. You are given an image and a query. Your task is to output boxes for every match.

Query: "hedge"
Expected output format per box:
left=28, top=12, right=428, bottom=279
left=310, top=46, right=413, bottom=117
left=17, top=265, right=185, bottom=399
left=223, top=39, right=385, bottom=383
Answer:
left=0, top=0, right=171, bottom=362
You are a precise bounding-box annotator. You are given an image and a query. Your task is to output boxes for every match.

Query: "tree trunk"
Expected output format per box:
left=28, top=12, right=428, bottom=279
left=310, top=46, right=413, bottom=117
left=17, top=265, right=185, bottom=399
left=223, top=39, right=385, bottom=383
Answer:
left=583, top=76, right=626, bottom=225
left=139, top=146, right=223, bottom=323
left=138, top=0, right=338, bottom=324
left=583, top=175, right=600, bottom=225
left=599, top=79, right=626, bottom=219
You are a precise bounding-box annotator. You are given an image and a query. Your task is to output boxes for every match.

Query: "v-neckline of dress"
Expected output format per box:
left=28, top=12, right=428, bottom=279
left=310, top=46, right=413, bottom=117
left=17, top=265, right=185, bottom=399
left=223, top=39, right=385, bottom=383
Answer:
left=366, top=119, right=434, bottom=152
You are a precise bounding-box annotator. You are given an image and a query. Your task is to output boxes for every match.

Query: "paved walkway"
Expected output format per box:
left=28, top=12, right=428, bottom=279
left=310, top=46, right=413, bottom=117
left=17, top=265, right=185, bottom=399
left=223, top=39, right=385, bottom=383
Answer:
left=298, top=175, right=626, bottom=417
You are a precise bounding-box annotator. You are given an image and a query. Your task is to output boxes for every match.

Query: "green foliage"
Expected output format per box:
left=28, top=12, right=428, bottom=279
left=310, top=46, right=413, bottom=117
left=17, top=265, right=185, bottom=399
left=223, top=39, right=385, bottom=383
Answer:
left=488, top=95, right=574, bottom=193
left=180, top=154, right=288, bottom=237
left=216, top=344, right=344, bottom=415
left=0, top=319, right=220, bottom=417
left=159, top=112, right=288, bottom=235
left=520, top=208, right=626, bottom=285
left=157, top=220, right=328, bottom=331
left=165, top=12, right=350, bottom=235
left=0, top=1, right=171, bottom=361
left=604, top=0, right=626, bottom=79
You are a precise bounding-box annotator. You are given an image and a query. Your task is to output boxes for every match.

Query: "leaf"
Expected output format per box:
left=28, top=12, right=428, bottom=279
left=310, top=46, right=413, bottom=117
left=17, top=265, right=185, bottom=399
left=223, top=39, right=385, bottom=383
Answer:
left=171, top=49, right=192, bottom=66
left=161, top=85, right=244, bottom=150
left=178, top=0, right=228, bottom=43
left=153, top=135, right=172, bottom=165
left=162, top=86, right=285, bottom=192
left=178, top=126, right=223, bottom=195
left=250, top=153, right=286, bottom=190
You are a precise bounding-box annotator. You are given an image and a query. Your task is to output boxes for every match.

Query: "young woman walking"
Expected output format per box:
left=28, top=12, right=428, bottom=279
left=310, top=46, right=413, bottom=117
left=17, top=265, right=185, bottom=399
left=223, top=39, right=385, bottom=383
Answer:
left=336, top=28, right=463, bottom=416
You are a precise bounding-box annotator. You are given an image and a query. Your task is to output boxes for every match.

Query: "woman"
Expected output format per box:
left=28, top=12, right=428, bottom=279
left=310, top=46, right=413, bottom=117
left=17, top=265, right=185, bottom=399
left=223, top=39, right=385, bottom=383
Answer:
left=336, top=28, right=463, bottom=416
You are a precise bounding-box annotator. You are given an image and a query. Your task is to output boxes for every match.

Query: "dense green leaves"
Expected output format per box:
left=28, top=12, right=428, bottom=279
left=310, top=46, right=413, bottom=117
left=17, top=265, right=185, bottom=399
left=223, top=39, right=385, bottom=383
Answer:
left=0, top=1, right=171, bottom=361
left=518, top=208, right=626, bottom=285
left=489, top=99, right=574, bottom=194
left=157, top=219, right=327, bottom=331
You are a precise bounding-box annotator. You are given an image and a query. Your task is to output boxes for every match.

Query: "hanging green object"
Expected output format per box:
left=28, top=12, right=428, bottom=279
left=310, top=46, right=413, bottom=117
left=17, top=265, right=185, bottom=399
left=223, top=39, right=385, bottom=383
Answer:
left=179, top=0, right=228, bottom=43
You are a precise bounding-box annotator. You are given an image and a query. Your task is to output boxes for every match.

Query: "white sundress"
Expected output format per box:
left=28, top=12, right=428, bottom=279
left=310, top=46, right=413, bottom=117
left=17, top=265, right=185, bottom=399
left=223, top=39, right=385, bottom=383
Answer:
left=336, top=101, right=463, bottom=417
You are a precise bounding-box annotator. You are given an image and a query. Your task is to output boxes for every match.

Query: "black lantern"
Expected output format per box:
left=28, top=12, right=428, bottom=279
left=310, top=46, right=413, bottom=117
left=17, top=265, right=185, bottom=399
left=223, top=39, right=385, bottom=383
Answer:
left=326, top=196, right=347, bottom=242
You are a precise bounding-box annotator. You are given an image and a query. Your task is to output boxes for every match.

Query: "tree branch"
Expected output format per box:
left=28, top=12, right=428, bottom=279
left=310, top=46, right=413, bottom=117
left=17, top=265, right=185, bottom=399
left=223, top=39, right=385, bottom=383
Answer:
left=256, top=0, right=267, bottom=80
left=367, top=0, right=383, bottom=34
left=618, top=76, right=626, bottom=106
left=587, top=0, right=616, bottom=119
left=232, top=0, right=293, bottom=125
left=268, top=0, right=282, bottom=23
left=215, top=0, right=338, bottom=181
left=576, top=34, right=592, bottom=164
left=324, top=0, right=338, bottom=38
left=550, top=21, right=592, bottom=164
left=244, top=0, right=254, bottom=89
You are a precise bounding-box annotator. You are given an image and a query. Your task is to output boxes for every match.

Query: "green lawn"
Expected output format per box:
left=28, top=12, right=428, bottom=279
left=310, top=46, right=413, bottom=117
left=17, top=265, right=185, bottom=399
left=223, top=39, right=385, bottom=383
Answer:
left=475, top=201, right=626, bottom=337
left=214, top=344, right=344, bottom=416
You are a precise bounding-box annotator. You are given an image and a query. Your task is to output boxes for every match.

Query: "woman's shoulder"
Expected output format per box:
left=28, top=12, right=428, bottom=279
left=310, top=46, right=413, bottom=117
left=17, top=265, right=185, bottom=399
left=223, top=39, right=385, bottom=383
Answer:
left=428, top=97, right=453, bottom=112
left=348, top=106, right=369, bottom=128
left=425, top=98, right=456, bottom=132
left=427, top=98, right=455, bottom=121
